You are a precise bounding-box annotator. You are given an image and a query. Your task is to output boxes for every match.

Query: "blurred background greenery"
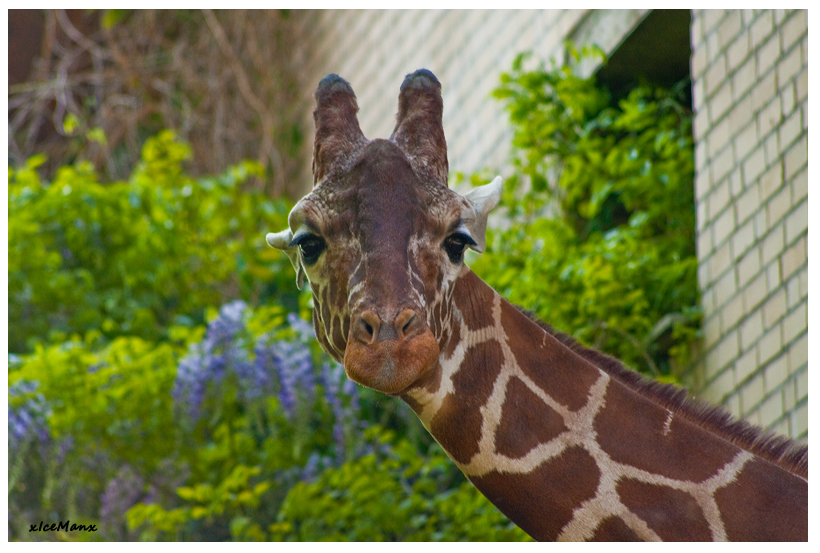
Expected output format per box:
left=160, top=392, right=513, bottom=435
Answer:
left=8, top=11, right=696, bottom=542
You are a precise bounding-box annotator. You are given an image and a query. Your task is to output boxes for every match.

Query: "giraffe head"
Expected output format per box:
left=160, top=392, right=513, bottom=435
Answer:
left=267, top=70, right=501, bottom=396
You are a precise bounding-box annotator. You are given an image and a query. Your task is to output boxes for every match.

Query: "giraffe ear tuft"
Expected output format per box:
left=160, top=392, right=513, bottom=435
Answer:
left=461, top=176, right=502, bottom=253
left=266, top=229, right=306, bottom=290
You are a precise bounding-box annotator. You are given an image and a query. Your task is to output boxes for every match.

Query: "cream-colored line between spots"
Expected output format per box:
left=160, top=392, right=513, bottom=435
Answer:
left=662, top=409, right=673, bottom=436
left=558, top=477, right=661, bottom=541
left=458, top=370, right=611, bottom=477
left=408, top=290, right=504, bottom=425
left=564, top=443, right=753, bottom=541
left=694, top=450, right=753, bottom=541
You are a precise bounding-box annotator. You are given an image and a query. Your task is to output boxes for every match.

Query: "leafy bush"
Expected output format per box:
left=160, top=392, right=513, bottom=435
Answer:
left=9, top=300, right=351, bottom=540
left=274, top=437, right=531, bottom=541
left=8, top=130, right=297, bottom=353
left=8, top=334, right=183, bottom=540
left=469, top=49, right=699, bottom=378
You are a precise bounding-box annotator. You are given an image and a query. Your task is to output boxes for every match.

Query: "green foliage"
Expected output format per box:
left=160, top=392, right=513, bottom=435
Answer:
left=471, top=49, right=699, bottom=378
left=8, top=130, right=297, bottom=353
left=10, top=336, right=181, bottom=472
left=8, top=334, right=185, bottom=539
left=273, top=432, right=531, bottom=542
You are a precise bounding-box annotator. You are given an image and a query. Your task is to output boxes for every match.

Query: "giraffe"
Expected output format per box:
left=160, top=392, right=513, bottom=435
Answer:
left=266, top=70, right=808, bottom=541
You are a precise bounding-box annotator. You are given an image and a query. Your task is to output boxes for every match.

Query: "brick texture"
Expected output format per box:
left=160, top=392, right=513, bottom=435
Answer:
left=689, top=9, right=808, bottom=442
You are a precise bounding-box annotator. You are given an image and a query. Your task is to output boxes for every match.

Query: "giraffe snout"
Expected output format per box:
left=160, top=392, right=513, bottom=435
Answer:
left=345, top=308, right=439, bottom=396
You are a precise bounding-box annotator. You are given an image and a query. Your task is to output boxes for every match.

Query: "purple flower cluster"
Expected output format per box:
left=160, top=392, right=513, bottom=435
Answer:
left=100, top=465, right=145, bottom=540
left=172, top=301, right=365, bottom=467
left=319, top=361, right=361, bottom=459
left=172, top=301, right=267, bottom=420
left=259, top=338, right=315, bottom=418
left=8, top=379, right=50, bottom=449
left=173, top=301, right=323, bottom=421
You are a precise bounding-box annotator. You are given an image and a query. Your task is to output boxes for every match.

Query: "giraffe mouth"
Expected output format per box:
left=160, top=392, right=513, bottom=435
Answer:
left=343, top=328, right=440, bottom=396
left=384, top=358, right=439, bottom=397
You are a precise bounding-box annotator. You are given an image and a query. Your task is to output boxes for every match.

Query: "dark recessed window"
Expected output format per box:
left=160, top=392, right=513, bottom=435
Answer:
left=595, top=9, right=692, bottom=107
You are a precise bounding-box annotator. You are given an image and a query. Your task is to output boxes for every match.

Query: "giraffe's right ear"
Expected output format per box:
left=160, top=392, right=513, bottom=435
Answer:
left=460, top=176, right=503, bottom=254
left=266, top=229, right=307, bottom=290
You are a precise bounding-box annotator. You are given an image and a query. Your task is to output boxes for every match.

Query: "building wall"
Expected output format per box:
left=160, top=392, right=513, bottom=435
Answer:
left=688, top=9, right=808, bottom=441
left=294, top=9, right=808, bottom=440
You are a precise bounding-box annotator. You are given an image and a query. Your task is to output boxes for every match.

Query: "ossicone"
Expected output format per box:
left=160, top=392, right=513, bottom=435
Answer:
left=312, top=74, right=368, bottom=184
left=390, top=69, right=449, bottom=187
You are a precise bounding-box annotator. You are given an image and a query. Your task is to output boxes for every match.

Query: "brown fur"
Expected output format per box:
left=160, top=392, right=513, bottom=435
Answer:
left=616, top=479, right=713, bottom=541
left=471, top=446, right=601, bottom=540
left=494, top=376, right=568, bottom=458
left=714, top=458, right=808, bottom=540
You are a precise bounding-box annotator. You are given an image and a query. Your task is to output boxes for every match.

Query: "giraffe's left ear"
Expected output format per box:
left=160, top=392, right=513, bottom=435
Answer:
left=266, top=229, right=307, bottom=290
left=460, top=176, right=502, bottom=253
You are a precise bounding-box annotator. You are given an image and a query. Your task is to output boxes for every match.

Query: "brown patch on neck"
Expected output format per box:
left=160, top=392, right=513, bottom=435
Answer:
left=471, top=446, right=600, bottom=541
left=499, top=300, right=600, bottom=412
left=589, top=517, right=643, bottom=541
left=443, top=317, right=461, bottom=359
left=494, top=376, right=567, bottom=459
left=595, top=381, right=739, bottom=482
left=616, top=479, right=712, bottom=541
left=453, top=270, right=497, bottom=332
left=714, top=458, right=808, bottom=541
left=430, top=339, right=503, bottom=464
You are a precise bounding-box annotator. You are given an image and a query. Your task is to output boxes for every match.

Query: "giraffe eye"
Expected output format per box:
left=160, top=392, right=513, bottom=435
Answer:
left=442, top=232, right=476, bottom=264
left=294, top=234, right=327, bottom=266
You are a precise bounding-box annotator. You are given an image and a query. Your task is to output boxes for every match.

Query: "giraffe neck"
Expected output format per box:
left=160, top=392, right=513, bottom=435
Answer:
left=404, top=269, right=807, bottom=541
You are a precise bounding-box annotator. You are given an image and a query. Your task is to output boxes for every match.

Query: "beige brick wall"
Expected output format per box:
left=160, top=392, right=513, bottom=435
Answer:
left=689, top=9, right=807, bottom=441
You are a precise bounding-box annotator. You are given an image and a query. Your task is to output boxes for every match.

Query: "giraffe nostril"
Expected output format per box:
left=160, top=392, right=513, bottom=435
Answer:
left=355, top=310, right=382, bottom=344
left=395, top=308, right=421, bottom=340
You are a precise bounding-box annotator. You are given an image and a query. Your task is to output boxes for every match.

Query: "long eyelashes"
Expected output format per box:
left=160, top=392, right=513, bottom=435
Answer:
left=442, top=232, right=476, bottom=264
left=291, top=233, right=327, bottom=266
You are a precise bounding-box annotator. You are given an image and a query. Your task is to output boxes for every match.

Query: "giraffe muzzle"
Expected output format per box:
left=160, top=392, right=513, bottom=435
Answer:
left=344, top=308, right=440, bottom=395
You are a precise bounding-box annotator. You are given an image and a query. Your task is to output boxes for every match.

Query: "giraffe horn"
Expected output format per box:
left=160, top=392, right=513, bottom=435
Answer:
left=460, top=176, right=503, bottom=254
left=390, top=69, right=449, bottom=187
left=312, top=74, right=368, bottom=185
